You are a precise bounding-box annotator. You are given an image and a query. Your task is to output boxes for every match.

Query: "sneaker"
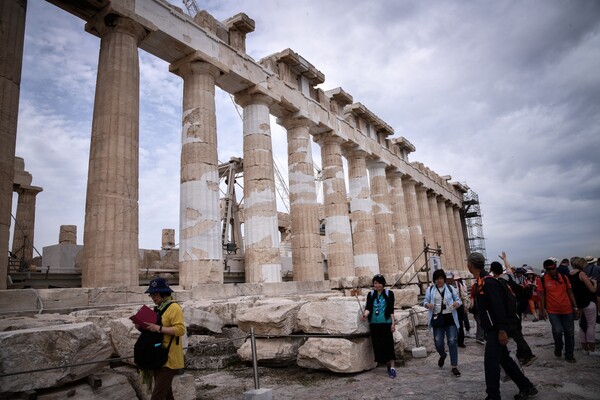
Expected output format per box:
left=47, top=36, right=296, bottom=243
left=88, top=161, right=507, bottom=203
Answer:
left=458, top=343, right=466, bottom=348
left=521, top=355, right=537, bottom=367
left=588, top=350, right=600, bottom=357
left=554, top=349, right=562, bottom=358
left=451, top=367, right=461, bottom=377
left=438, top=354, right=447, bottom=367
left=476, top=339, right=486, bottom=345
left=514, top=386, right=538, bottom=399
left=388, top=368, right=397, bottom=378
left=565, top=357, right=576, bottom=363
left=464, top=331, right=473, bottom=338
left=532, top=318, right=539, bottom=322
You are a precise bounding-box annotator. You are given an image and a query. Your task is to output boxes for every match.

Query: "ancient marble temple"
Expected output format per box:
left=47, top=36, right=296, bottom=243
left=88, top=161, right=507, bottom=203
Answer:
left=0, top=0, right=470, bottom=289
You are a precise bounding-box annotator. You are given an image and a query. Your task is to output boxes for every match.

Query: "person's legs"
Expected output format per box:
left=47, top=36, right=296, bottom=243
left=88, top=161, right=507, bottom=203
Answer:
left=562, top=312, right=575, bottom=360
left=475, top=313, right=485, bottom=341
left=457, top=306, right=465, bottom=346
left=151, top=367, right=177, bottom=400
left=484, top=331, right=502, bottom=400
left=433, top=326, right=447, bottom=362
left=511, top=322, right=533, bottom=361
left=463, top=308, right=471, bottom=332
left=528, top=298, right=538, bottom=320
left=581, top=302, right=596, bottom=352
left=548, top=313, right=565, bottom=356
left=447, top=324, right=459, bottom=367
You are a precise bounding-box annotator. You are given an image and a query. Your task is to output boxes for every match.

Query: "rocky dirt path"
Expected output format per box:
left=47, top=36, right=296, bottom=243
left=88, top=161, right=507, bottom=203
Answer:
left=193, top=318, right=600, bottom=400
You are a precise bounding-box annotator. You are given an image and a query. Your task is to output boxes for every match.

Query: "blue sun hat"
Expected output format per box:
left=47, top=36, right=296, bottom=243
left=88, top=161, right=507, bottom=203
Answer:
left=145, top=277, right=174, bottom=294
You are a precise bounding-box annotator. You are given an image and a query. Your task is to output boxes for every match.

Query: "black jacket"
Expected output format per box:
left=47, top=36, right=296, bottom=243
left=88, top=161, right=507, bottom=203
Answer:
left=365, top=289, right=395, bottom=322
left=474, top=272, right=513, bottom=333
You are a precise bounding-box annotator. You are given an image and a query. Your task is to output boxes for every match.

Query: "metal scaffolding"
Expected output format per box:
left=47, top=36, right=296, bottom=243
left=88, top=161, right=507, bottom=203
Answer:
left=462, top=188, right=487, bottom=260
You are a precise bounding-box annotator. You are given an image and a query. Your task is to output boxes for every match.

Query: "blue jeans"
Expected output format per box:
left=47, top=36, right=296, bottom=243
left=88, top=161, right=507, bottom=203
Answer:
left=548, top=312, right=575, bottom=359
left=484, top=330, right=533, bottom=400
left=433, top=324, right=458, bottom=366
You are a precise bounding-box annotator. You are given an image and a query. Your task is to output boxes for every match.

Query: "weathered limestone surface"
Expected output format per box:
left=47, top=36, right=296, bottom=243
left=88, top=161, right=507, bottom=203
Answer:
left=391, top=287, right=419, bottom=308
left=184, top=306, right=226, bottom=333
left=297, top=298, right=369, bottom=335
left=387, top=169, right=414, bottom=273
left=0, top=322, right=113, bottom=392
left=401, top=177, right=424, bottom=270
left=297, top=337, right=376, bottom=373
left=35, top=371, right=137, bottom=400
left=112, top=366, right=196, bottom=400
left=237, top=337, right=303, bottom=366
left=186, top=333, right=242, bottom=369
left=108, top=317, right=139, bottom=365
left=237, top=300, right=304, bottom=335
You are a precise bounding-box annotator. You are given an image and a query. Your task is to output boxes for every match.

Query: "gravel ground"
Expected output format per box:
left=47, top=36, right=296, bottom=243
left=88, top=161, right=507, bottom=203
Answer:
left=192, top=317, right=600, bottom=400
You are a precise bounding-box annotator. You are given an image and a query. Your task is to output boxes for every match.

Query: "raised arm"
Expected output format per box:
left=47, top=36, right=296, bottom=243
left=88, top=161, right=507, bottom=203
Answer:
left=499, top=251, right=512, bottom=271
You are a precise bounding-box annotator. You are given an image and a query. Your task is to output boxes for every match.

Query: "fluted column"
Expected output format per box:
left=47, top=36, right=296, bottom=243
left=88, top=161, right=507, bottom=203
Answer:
left=446, top=202, right=463, bottom=269
left=314, top=133, right=354, bottom=279
left=453, top=206, right=469, bottom=268
left=427, top=191, right=445, bottom=263
left=279, top=115, right=322, bottom=281
left=401, top=177, right=423, bottom=271
left=367, top=160, right=397, bottom=275
left=387, top=169, right=413, bottom=273
left=235, top=92, right=281, bottom=283
left=170, top=60, right=223, bottom=287
left=346, top=149, right=379, bottom=276
left=0, top=0, right=27, bottom=288
left=437, top=196, right=455, bottom=269
left=82, top=15, right=147, bottom=287
left=415, top=184, right=434, bottom=248
left=11, top=186, right=43, bottom=266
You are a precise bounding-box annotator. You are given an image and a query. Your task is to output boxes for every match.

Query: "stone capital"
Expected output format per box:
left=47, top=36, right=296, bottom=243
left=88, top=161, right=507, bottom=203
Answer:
left=313, top=131, right=344, bottom=146
left=169, top=58, right=222, bottom=79
left=342, top=144, right=368, bottom=160
left=366, top=159, right=388, bottom=171
left=276, top=110, right=314, bottom=130
left=85, top=13, right=148, bottom=43
left=234, top=86, right=273, bottom=108
left=15, top=185, right=43, bottom=197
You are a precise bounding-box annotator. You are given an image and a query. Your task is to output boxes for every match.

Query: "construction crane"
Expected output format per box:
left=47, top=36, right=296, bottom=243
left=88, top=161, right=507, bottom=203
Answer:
left=182, top=0, right=200, bottom=17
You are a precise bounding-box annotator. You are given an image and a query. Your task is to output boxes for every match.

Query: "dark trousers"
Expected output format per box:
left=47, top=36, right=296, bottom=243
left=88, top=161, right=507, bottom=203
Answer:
left=457, top=305, right=466, bottom=346
left=463, top=307, right=471, bottom=331
left=151, top=367, right=177, bottom=400
left=484, top=331, right=533, bottom=400
left=548, top=312, right=575, bottom=359
left=510, top=320, right=533, bottom=360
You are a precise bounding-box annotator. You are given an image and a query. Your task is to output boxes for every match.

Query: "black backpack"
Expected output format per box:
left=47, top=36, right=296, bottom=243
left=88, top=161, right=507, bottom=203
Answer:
left=133, top=302, right=175, bottom=370
left=480, top=276, right=520, bottom=333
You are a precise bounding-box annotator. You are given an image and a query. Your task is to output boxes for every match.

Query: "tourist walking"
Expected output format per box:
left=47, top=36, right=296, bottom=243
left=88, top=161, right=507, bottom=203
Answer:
left=143, top=278, right=186, bottom=400
left=584, top=256, right=600, bottom=323
left=539, top=259, right=579, bottom=363
left=446, top=271, right=469, bottom=347
left=362, top=274, right=397, bottom=378
left=568, top=257, right=599, bottom=356
left=491, top=256, right=536, bottom=366
left=467, top=252, right=537, bottom=400
left=424, top=269, right=462, bottom=377
left=524, top=268, right=540, bottom=321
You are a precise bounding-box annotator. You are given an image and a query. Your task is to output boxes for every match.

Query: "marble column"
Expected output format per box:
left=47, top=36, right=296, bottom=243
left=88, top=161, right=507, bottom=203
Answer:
left=314, top=133, right=354, bottom=279
left=446, top=202, right=463, bottom=269
left=0, top=0, right=27, bottom=288
left=367, top=160, right=397, bottom=275
left=437, top=196, right=455, bottom=269
left=82, top=16, right=147, bottom=287
left=401, top=177, right=423, bottom=271
left=453, top=206, right=469, bottom=268
left=415, top=184, right=434, bottom=249
left=386, top=169, right=413, bottom=273
left=170, top=60, right=223, bottom=287
left=346, top=149, right=379, bottom=276
left=235, top=92, right=281, bottom=283
left=427, top=191, right=445, bottom=264
left=279, top=115, right=322, bottom=281
left=11, top=186, right=43, bottom=265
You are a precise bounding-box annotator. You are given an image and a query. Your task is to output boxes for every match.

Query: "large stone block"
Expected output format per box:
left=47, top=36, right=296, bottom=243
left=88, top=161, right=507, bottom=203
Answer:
left=391, top=287, right=419, bottom=308
left=297, top=337, right=376, bottom=373
left=237, top=337, right=303, bottom=366
left=412, top=305, right=429, bottom=326
left=0, top=322, right=113, bottom=392
left=186, top=334, right=241, bottom=370
left=297, top=297, right=369, bottom=335
left=108, top=318, right=140, bottom=364
left=236, top=300, right=303, bottom=335
left=184, top=307, right=226, bottom=333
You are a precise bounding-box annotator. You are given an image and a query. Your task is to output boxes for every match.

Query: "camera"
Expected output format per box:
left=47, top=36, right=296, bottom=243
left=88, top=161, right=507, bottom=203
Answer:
left=375, top=310, right=380, bottom=315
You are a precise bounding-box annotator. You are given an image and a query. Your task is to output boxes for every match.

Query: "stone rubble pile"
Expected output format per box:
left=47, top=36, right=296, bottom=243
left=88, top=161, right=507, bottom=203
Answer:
left=0, top=288, right=425, bottom=399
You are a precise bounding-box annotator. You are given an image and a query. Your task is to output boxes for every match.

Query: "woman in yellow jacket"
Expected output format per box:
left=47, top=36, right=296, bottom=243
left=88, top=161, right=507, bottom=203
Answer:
left=144, top=278, right=186, bottom=400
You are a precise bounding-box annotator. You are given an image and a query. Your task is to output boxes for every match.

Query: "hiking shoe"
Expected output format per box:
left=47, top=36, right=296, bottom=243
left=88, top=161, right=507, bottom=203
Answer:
left=388, top=368, right=396, bottom=378
left=532, top=318, right=539, bottom=322
left=476, top=339, right=486, bottom=345
left=521, top=355, right=537, bottom=367
left=438, top=354, right=447, bottom=367
left=458, top=343, right=466, bottom=348
left=565, top=357, right=576, bottom=363
left=451, top=367, right=461, bottom=377
left=588, top=350, right=600, bottom=357
left=514, top=386, right=538, bottom=399
left=554, top=349, right=562, bottom=358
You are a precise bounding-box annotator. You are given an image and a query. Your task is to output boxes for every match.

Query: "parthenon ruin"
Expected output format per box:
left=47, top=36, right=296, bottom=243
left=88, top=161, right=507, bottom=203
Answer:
left=1, top=0, right=472, bottom=290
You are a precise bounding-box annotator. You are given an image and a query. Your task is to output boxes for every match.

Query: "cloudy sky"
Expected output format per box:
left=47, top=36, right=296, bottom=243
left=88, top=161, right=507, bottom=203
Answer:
left=12, top=0, right=600, bottom=271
